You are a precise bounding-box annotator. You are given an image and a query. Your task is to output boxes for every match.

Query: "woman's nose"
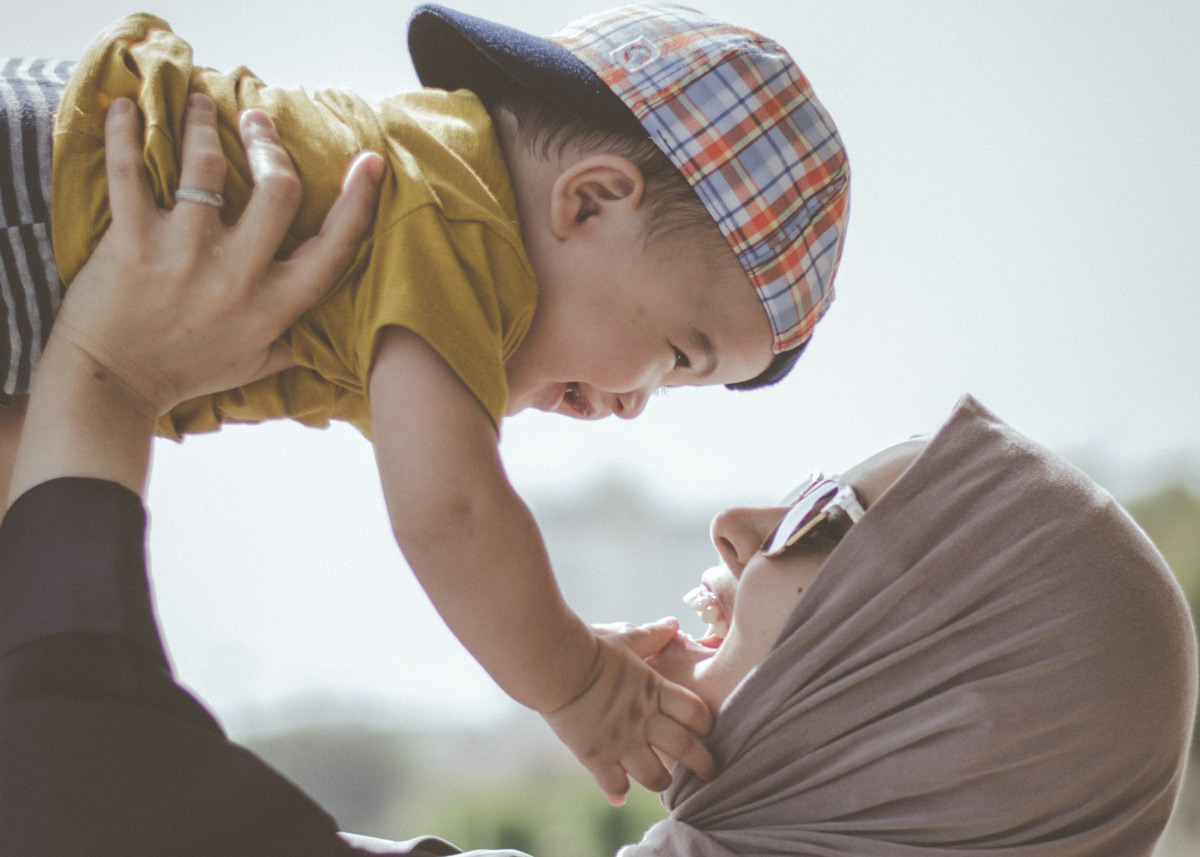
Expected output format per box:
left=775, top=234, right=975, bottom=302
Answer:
left=710, top=506, right=782, bottom=576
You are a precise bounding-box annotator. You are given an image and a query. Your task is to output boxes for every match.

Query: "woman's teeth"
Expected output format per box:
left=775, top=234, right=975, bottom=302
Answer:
left=683, top=585, right=729, bottom=640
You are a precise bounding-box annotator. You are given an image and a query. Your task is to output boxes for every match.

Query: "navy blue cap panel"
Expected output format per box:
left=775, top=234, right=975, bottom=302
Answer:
left=727, top=342, right=806, bottom=391
left=407, top=3, right=643, bottom=135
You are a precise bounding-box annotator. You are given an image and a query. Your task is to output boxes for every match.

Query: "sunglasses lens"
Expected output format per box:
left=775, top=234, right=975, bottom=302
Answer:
left=761, top=482, right=837, bottom=556
left=762, top=506, right=806, bottom=556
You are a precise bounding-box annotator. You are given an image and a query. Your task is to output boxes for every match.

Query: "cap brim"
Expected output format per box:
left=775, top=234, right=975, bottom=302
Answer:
left=407, top=3, right=642, bottom=135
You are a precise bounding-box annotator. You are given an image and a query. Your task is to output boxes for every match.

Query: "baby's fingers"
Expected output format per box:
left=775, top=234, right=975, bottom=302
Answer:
left=624, top=617, right=681, bottom=660
left=588, top=762, right=631, bottom=808
left=621, top=745, right=673, bottom=794
left=659, top=677, right=714, bottom=739
left=592, top=617, right=680, bottom=660
left=648, top=711, right=717, bottom=781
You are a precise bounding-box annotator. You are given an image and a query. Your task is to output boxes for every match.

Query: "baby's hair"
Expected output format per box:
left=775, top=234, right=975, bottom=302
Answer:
left=491, top=87, right=715, bottom=251
left=491, top=87, right=805, bottom=390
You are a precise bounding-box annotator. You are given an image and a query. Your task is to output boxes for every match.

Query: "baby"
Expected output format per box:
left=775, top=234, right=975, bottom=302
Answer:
left=0, top=3, right=849, bottom=800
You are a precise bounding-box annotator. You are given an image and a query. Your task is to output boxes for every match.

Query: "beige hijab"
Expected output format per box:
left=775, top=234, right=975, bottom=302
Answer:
left=622, top=396, right=1197, bottom=857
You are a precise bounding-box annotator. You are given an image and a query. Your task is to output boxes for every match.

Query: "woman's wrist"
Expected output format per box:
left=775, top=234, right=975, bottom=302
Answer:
left=8, top=336, right=159, bottom=505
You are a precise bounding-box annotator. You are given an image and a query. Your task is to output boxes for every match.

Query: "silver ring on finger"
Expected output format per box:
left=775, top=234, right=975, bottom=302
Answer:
left=174, top=188, right=225, bottom=209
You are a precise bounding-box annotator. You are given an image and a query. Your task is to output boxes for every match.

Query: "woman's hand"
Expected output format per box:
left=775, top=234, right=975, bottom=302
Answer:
left=8, top=94, right=383, bottom=502
left=51, top=94, right=384, bottom=420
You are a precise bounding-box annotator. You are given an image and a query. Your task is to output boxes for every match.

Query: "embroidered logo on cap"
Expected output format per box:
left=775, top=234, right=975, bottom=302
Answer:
left=611, top=37, right=660, bottom=71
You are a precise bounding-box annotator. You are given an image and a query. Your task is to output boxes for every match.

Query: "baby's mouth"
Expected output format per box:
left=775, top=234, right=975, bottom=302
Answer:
left=683, top=584, right=729, bottom=647
left=561, top=382, right=593, bottom=418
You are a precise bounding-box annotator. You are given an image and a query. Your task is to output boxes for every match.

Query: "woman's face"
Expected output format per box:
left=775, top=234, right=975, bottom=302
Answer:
left=650, top=439, right=928, bottom=710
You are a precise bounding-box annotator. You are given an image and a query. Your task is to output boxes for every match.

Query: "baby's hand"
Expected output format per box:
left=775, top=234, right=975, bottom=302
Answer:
left=542, top=618, right=717, bottom=806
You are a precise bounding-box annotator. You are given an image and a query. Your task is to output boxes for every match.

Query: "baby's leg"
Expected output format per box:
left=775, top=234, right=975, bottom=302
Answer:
left=0, top=59, right=73, bottom=513
left=0, top=398, right=27, bottom=508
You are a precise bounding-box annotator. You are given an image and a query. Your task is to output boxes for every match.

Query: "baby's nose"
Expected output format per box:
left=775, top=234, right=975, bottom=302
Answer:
left=613, top=388, right=649, bottom=420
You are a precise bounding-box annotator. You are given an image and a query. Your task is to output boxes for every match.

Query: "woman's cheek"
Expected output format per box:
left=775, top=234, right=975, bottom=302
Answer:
left=731, top=579, right=803, bottom=657
left=736, top=552, right=825, bottom=645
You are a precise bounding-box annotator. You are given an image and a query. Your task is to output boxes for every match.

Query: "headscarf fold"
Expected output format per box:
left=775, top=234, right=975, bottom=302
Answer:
left=622, top=396, right=1197, bottom=857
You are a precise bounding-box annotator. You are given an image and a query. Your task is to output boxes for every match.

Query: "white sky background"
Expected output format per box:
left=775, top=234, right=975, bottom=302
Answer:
left=3, top=1, right=1198, bottom=731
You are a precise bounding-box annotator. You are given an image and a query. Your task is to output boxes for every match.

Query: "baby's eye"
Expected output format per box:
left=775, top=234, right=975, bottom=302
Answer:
left=673, top=346, right=691, bottom=370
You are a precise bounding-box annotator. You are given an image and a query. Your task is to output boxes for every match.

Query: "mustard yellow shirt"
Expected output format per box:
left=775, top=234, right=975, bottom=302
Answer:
left=51, top=14, right=537, bottom=439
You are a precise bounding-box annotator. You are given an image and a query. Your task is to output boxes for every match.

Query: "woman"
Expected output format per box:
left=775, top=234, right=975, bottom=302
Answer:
left=626, top=394, right=1197, bottom=856
left=1, top=97, right=1194, bottom=855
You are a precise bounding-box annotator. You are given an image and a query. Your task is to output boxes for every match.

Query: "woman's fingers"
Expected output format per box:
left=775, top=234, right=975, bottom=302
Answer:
left=271, top=149, right=383, bottom=317
left=103, top=99, right=156, bottom=238
left=231, top=108, right=383, bottom=324
left=61, top=94, right=382, bottom=414
left=172, top=94, right=228, bottom=231
left=231, top=109, right=304, bottom=271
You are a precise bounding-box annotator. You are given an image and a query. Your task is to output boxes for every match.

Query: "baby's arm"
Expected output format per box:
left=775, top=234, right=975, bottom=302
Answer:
left=369, top=326, right=716, bottom=802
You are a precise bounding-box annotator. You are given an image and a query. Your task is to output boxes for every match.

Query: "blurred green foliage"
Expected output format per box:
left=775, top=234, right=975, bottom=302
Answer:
left=1125, top=482, right=1200, bottom=756
left=248, top=721, right=668, bottom=855
left=399, top=774, right=667, bottom=857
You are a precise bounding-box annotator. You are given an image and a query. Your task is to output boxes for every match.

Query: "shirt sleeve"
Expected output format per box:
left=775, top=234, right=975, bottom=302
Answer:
left=0, top=477, right=361, bottom=856
left=353, top=205, right=527, bottom=429
left=0, top=477, right=164, bottom=664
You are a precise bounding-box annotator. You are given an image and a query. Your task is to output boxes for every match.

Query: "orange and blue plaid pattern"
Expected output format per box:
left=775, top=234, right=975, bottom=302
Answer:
left=552, top=4, right=850, bottom=352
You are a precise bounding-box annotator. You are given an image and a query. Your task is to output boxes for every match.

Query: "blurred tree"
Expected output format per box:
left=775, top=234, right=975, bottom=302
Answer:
left=247, top=724, right=411, bottom=833
left=414, top=776, right=666, bottom=857
left=1125, top=483, right=1200, bottom=756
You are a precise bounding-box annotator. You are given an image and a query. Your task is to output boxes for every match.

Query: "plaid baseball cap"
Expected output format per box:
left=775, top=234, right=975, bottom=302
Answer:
left=408, top=3, right=849, bottom=356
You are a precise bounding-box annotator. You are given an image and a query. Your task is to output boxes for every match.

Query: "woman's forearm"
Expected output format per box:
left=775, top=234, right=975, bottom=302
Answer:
left=8, top=337, right=159, bottom=504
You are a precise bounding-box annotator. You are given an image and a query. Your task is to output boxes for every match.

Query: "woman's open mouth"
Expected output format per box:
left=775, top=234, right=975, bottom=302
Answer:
left=683, top=584, right=729, bottom=647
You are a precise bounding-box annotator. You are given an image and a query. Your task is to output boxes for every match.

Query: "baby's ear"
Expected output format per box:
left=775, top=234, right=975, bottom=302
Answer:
left=549, top=154, right=645, bottom=238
